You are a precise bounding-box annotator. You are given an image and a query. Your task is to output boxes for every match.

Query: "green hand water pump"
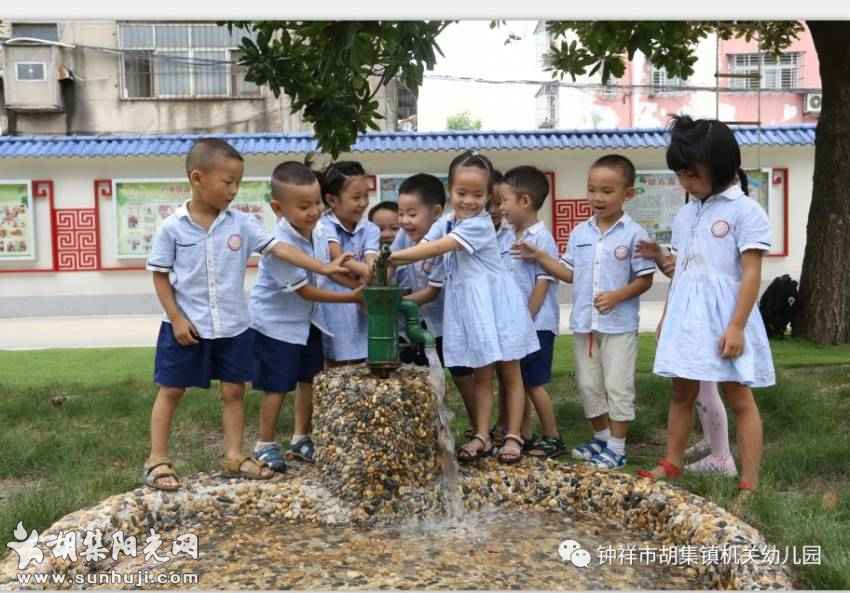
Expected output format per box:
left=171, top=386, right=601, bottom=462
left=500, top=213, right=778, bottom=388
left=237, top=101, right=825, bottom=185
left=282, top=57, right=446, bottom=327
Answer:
left=364, top=243, right=435, bottom=377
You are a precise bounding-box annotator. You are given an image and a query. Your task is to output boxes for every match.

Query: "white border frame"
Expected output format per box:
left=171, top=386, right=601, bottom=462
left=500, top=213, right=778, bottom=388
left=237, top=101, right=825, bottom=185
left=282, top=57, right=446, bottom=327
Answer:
left=111, top=176, right=272, bottom=259
left=376, top=173, right=449, bottom=204
left=0, top=179, right=36, bottom=261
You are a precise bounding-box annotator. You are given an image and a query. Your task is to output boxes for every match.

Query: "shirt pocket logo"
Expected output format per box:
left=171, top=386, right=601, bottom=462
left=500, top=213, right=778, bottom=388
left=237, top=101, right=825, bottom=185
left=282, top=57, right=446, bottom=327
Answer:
left=711, top=220, right=731, bottom=238
left=227, top=234, right=242, bottom=251
left=614, top=245, right=630, bottom=261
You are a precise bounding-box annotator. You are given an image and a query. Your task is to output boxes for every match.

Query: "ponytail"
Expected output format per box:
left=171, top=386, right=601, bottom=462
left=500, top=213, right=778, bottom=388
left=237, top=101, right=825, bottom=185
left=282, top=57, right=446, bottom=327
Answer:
left=737, top=168, right=749, bottom=196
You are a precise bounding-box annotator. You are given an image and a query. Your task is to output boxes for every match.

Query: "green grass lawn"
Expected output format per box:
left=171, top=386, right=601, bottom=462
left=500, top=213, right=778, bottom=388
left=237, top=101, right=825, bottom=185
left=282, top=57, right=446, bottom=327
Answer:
left=1, top=336, right=849, bottom=588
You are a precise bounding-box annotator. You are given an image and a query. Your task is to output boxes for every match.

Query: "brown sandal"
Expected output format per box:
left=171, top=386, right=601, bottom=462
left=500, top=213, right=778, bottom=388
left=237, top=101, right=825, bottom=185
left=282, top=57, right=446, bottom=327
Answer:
left=143, top=456, right=180, bottom=491
left=498, top=434, right=524, bottom=465
left=457, top=433, right=493, bottom=463
left=221, top=455, right=274, bottom=480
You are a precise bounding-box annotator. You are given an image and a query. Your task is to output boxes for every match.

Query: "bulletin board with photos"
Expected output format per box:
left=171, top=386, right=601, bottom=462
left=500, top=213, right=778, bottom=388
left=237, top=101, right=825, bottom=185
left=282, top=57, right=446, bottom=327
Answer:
left=0, top=180, right=35, bottom=260
left=376, top=174, right=450, bottom=205
left=625, top=168, right=783, bottom=255
left=112, top=179, right=276, bottom=259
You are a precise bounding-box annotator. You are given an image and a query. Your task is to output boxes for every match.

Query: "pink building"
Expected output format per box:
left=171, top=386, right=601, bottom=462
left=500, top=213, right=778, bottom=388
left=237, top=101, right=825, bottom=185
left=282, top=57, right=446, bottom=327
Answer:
left=536, top=22, right=822, bottom=129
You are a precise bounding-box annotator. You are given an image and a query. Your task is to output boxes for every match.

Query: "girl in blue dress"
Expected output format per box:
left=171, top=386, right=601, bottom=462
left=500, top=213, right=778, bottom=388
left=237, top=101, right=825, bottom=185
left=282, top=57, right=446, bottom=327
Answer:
left=638, top=116, right=775, bottom=501
left=390, top=151, right=540, bottom=464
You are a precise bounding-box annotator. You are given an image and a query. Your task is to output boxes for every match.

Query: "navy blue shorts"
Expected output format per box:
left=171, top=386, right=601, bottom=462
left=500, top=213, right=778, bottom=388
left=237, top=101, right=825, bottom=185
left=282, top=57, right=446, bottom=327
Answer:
left=521, top=330, right=556, bottom=388
left=400, top=333, right=473, bottom=378
left=154, top=322, right=255, bottom=389
left=252, top=325, right=325, bottom=393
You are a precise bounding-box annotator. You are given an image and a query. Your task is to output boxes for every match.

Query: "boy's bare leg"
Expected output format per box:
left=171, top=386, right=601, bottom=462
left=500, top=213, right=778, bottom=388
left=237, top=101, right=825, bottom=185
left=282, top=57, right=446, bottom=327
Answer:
left=221, top=381, right=273, bottom=477
left=589, top=414, right=609, bottom=433
left=147, top=386, right=185, bottom=488
left=526, top=386, right=558, bottom=437
left=258, top=392, right=285, bottom=443
left=609, top=419, right=629, bottom=439
left=720, top=382, right=763, bottom=488
left=294, top=382, right=314, bottom=437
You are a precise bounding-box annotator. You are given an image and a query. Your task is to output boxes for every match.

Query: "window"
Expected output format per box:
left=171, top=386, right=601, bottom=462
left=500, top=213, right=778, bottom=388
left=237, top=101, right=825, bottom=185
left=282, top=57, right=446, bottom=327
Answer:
left=118, top=23, right=261, bottom=99
left=729, top=52, right=801, bottom=90
left=650, top=65, right=685, bottom=93
left=11, top=23, right=58, bottom=41
left=16, top=63, right=46, bottom=81
left=535, top=83, right=558, bottom=128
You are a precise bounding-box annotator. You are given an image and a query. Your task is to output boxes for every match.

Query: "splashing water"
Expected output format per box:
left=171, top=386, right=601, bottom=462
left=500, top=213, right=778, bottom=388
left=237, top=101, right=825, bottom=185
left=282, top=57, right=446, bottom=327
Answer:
left=424, top=346, right=465, bottom=521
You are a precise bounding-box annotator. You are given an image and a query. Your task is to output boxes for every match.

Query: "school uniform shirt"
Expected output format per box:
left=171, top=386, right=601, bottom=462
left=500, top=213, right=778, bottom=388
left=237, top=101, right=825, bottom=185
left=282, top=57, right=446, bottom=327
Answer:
left=423, top=211, right=539, bottom=369
left=561, top=213, right=656, bottom=334
left=146, top=201, right=276, bottom=340
left=390, top=231, right=445, bottom=337
left=249, top=217, right=331, bottom=345
left=505, top=221, right=561, bottom=334
left=654, top=185, right=775, bottom=387
left=315, top=211, right=380, bottom=360
left=496, top=221, right=515, bottom=268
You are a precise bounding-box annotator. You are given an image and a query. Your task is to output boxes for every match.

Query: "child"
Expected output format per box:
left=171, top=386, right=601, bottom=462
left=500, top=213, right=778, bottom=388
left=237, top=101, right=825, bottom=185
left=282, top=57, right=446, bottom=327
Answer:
left=638, top=240, right=737, bottom=477
left=369, top=200, right=401, bottom=245
left=314, top=161, right=381, bottom=364
left=250, top=162, right=364, bottom=471
left=500, top=165, right=565, bottom=458
left=638, top=116, right=774, bottom=498
left=390, top=150, right=540, bottom=465
left=390, top=173, right=477, bottom=424
left=516, top=154, right=655, bottom=470
left=143, top=139, right=348, bottom=491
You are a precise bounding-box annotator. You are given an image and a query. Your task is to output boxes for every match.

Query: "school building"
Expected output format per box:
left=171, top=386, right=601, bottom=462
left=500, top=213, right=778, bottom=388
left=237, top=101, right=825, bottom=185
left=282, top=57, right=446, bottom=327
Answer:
left=0, top=125, right=814, bottom=317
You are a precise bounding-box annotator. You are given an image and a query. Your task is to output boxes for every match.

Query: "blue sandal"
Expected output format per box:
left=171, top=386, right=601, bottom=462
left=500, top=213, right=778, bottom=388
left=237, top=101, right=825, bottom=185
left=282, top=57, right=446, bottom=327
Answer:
left=571, top=438, right=607, bottom=461
left=254, top=443, right=287, bottom=473
left=287, top=436, right=315, bottom=463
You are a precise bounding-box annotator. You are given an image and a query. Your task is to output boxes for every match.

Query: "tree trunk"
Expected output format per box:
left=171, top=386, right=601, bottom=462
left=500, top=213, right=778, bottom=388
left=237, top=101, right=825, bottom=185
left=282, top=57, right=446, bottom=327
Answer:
left=793, top=22, right=850, bottom=344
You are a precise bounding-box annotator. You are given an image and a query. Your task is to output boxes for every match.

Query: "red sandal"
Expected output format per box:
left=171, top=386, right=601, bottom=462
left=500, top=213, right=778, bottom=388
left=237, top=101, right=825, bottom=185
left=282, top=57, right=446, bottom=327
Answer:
left=637, top=458, right=682, bottom=480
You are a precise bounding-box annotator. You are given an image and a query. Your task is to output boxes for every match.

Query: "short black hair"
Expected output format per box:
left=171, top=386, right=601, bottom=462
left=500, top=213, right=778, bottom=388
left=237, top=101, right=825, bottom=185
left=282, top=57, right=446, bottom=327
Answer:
left=448, top=150, right=495, bottom=194
left=503, top=165, right=550, bottom=211
left=185, top=138, right=243, bottom=176
left=398, top=173, right=446, bottom=209
left=368, top=200, right=399, bottom=221
left=666, top=115, right=742, bottom=194
left=590, top=154, right=636, bottom=188
left=270, top=161, right=318, bottom=201
left=316, top=160, right=366, bottom=207
left=492, top=169, right=504, bottom=185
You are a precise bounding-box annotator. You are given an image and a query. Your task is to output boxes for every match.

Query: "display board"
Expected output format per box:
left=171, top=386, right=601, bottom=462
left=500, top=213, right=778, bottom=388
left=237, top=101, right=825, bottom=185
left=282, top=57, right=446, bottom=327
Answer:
left=377, top=174, right=450, bottom=204
left=0, top=180, right=35, bottom=260
left=113, top=179, right=274, bottom=258
left=625, top=169, right=773, bottom=248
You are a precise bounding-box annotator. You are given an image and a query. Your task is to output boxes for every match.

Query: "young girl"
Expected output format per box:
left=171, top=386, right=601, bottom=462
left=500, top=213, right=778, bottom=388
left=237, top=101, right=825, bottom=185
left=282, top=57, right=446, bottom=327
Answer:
left=638, top=116, right=774, bottom=500
left=640, top=235, right=738, bottom=477
left=314, top=161, right=380, bottom=363
left=389, top=151, right=540, bottom=464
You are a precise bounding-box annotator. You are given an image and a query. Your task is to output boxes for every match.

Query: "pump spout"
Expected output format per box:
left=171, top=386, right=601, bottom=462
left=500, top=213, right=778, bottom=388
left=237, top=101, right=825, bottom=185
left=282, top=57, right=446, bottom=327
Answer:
left=399, top=300, right=435, bottom=348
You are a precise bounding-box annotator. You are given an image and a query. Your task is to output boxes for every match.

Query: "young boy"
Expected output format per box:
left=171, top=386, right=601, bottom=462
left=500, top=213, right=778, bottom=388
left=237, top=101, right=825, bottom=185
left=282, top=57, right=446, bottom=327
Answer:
left=500, top=165, right=565, bottom=458
left=369, top=200, right=400, bottom=245
left=390, top=173, right=477, bottom=423
left=516, top=154, right=655, bottom=470
left=251, top=162, right=364, bottom=471
left=142, top=139, right=349, bottom=491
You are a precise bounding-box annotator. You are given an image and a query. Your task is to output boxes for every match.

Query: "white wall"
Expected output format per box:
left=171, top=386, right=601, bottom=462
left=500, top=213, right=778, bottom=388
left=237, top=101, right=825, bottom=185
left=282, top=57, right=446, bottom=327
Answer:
left=0, top=143, right=813, bottom=316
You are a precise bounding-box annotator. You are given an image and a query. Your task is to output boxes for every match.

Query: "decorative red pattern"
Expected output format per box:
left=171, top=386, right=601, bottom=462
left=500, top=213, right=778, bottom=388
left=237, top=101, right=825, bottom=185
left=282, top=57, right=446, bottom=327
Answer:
left=53, top=209, right=99, bottom=271
left=94, top=179, right=113, bottom=200
left=551, top=198, right=592, bottom=253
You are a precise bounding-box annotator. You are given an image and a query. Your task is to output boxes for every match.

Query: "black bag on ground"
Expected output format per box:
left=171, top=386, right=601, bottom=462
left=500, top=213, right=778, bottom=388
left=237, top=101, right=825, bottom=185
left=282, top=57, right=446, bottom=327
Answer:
left=758, top=274, right=799, bottom=339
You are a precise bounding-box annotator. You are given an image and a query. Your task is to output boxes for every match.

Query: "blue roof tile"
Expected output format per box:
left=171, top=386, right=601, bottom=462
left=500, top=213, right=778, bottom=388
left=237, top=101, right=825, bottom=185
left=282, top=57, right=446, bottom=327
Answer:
left=0, top=125, right=816, bottom=159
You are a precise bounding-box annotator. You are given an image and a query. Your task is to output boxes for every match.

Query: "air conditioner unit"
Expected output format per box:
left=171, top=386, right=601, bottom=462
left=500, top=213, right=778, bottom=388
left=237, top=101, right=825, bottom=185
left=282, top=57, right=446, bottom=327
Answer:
left=804, top=92, right=822, bottom=114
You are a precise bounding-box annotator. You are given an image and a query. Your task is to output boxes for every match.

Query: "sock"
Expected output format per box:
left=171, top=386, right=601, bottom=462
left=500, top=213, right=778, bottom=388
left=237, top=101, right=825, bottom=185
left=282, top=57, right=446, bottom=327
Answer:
left=255, top=440, right=277, bottom=451
left=291, top=434, right=307, bottom=445
left=593, top=428, right=610, bottom=443
left=607, top=436, right=626, bottom=456
left=696, top=382, right=732, bottom=458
